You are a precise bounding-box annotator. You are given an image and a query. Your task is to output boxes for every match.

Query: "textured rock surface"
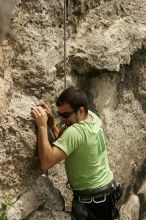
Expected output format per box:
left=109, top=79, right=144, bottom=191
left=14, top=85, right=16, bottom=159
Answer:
left=138, top=181, right=146, bottom=220
left=7, top=175, right=70, bottom=220
left=0, top=0, right=14, bottom=40
left=0, top=0, right=146, bottom=219
left=120, top=194, right=140, bottom=220
left=69, top=0, right=146, bottom=74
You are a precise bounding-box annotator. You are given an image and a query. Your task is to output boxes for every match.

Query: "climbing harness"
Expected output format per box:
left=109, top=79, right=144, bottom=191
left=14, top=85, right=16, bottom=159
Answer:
left=72, top=181, right=122, bottom=220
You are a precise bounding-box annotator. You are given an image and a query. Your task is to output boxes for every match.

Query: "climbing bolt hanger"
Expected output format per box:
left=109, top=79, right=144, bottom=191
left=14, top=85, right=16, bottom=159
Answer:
left=63, top=0, right=67, bottom=89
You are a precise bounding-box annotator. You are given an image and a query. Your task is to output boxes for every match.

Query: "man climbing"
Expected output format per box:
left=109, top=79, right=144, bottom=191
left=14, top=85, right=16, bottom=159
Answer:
left=31, top=86, right=121, bottom=220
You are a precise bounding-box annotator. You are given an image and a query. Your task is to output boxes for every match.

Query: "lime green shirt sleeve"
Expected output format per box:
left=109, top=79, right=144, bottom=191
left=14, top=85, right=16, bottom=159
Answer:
left=53, top=125, right=81, bottom=156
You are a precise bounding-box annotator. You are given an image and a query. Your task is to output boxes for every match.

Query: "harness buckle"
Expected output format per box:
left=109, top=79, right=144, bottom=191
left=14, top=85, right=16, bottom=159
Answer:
left=78, top=195, right=107, bottom=204
left=78, top=196, right=92, bottom=204
left=93, top=195, right=106, bottom=204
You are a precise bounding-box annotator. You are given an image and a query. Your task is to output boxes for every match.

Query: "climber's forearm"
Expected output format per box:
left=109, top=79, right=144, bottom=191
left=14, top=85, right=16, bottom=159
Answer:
left=38, top=126, right=52, bottom=170
left=50, top=125, right=60, bottom=139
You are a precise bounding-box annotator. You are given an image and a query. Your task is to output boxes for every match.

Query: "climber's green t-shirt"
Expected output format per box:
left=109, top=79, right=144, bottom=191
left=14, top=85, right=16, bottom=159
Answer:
left=53, top=110, right=113, bottom=190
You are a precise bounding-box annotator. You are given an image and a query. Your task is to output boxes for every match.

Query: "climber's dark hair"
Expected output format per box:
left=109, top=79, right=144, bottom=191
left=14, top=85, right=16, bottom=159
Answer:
left=56, top=86, right=89, bottom=115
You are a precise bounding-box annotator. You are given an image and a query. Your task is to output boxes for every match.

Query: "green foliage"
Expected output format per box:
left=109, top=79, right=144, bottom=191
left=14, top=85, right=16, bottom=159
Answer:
left=0, top=197, right=12, bottom=220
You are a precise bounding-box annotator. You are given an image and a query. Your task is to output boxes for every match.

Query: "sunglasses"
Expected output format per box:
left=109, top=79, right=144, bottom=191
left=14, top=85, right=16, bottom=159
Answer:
left=58, top=110, right=75, bottom=118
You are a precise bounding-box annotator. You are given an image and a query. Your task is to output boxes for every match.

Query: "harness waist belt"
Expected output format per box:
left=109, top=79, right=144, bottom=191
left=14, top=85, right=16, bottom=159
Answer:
left=73, top=179, right=115, bottom=197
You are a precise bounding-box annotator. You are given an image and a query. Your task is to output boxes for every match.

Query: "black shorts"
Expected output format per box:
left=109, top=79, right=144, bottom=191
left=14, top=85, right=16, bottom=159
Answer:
left=71, top=195, right=119, bottom=220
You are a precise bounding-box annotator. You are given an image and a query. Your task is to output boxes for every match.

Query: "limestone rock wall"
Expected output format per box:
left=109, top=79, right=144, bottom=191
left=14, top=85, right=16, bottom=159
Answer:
left=0, top=0, right=146, bottom=219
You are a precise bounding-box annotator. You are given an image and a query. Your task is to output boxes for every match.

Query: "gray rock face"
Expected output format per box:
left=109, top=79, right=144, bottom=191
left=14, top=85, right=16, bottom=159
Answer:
left=138, top=182, right=146, bottom=219
left=0, top=0, right=14, bottom=39
left=69, top=0, right=146, bottom=74
left=120, top=194, right=140, bottom=220
left=0, top=0, right=146, bottom=219
left=7, top=175, right=70, bottom=220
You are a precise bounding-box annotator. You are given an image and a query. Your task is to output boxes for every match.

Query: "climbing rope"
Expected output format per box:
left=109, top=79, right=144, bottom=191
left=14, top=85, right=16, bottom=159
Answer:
left=64, top=0, right=67, bottom=89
